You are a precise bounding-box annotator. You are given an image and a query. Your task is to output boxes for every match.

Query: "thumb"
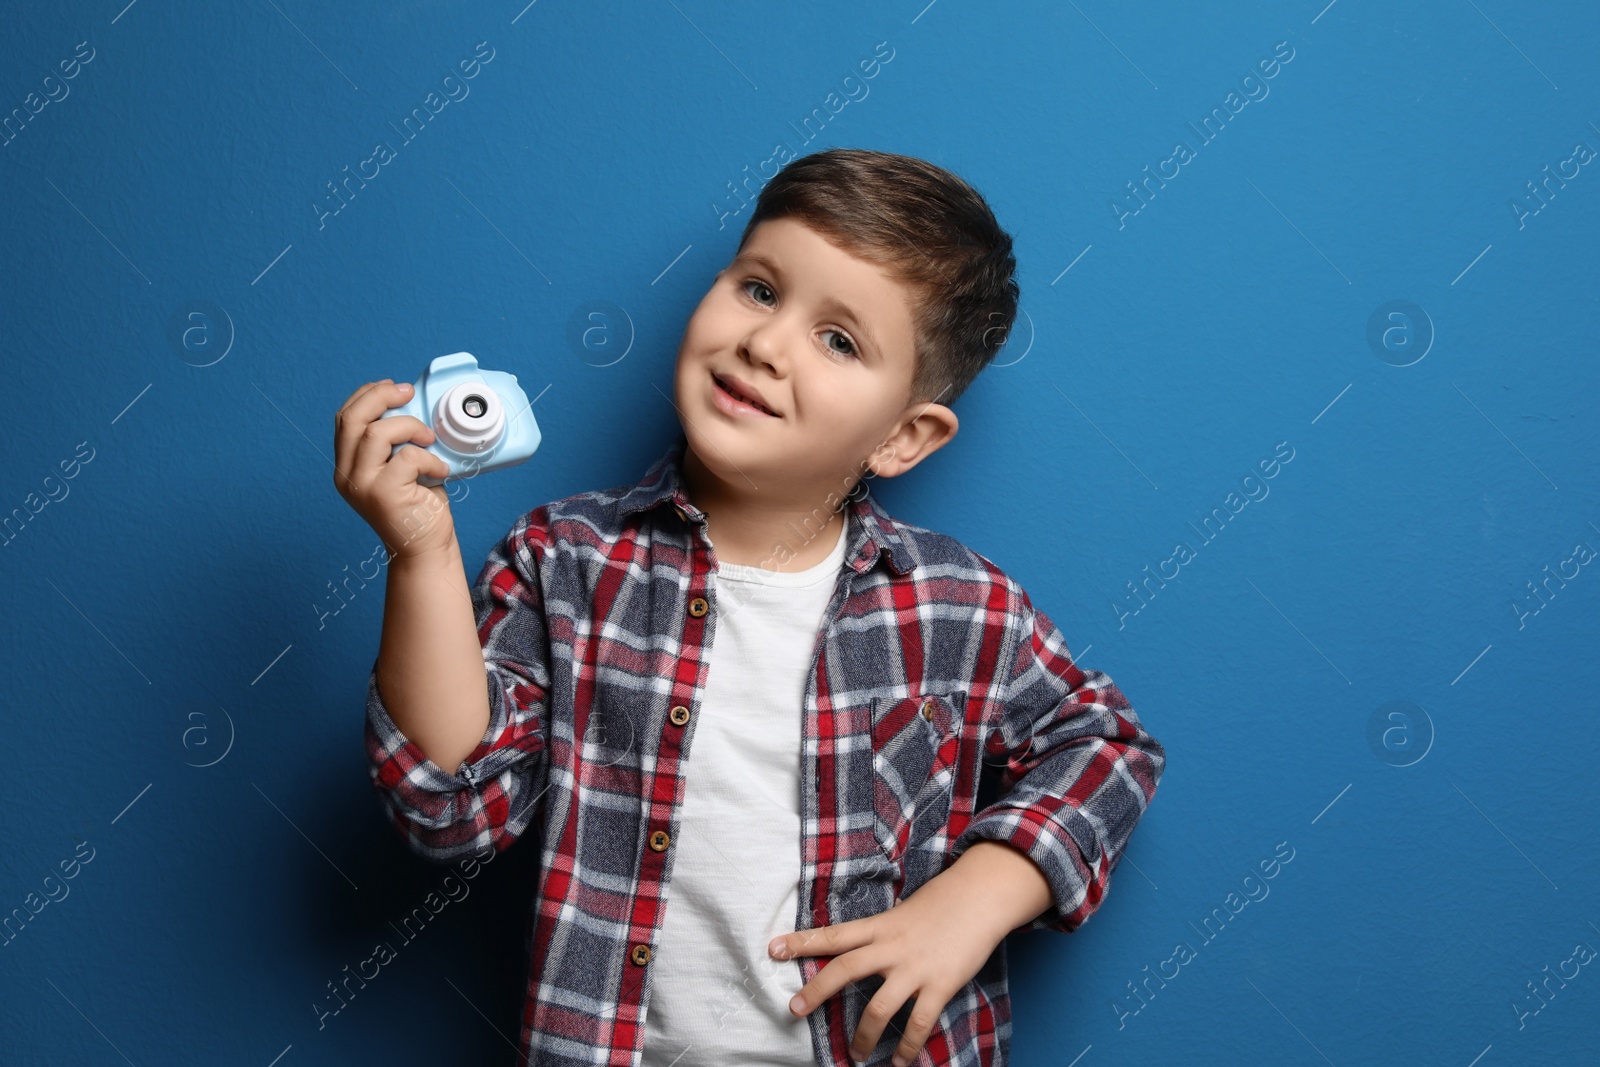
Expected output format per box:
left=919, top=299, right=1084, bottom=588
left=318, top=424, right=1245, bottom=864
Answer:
left=425, top=448, right=453, bottom=483
left=393, top=442, right=453, bottom=485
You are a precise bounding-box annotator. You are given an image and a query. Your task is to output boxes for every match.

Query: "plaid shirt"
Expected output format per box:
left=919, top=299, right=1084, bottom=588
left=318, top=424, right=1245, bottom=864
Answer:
left=364, top=431, right=1165, bottom=1066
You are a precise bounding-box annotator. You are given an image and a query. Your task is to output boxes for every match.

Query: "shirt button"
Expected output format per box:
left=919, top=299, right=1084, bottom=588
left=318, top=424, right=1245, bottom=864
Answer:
left=631, top=943, right=652, bottom=965
left=921, top=699, right=935, bottom=721
left=649, top=830, right=670, bottom=851
left=669, top=704, right=691, bottom=726
left=688, top=597, right=709, bottom=618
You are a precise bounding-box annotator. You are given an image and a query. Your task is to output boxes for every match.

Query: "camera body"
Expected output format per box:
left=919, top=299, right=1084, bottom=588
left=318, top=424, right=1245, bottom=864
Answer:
left=380, top=352, right=541, bottom=486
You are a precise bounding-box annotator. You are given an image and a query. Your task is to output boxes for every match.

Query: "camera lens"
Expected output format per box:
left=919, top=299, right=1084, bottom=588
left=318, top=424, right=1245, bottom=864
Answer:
left=434, top=381, right=506, bottom=454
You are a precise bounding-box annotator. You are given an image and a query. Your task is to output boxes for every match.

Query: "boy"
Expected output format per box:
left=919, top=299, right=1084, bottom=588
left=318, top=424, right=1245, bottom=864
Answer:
left=334, top=148, right=1165, bottom=1067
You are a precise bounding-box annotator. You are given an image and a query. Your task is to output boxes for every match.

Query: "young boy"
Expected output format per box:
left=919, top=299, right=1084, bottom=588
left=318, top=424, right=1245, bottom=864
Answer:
left=334, top=148, right=1165, bottom=1067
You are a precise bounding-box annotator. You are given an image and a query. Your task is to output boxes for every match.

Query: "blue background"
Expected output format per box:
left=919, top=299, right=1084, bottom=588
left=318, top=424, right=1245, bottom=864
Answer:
left=3, top=1, right=1597, bottom=1063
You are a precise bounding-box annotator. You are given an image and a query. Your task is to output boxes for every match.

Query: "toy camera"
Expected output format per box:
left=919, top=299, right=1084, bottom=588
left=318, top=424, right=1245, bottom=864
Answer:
left=380, top=352, right=541, bottom=486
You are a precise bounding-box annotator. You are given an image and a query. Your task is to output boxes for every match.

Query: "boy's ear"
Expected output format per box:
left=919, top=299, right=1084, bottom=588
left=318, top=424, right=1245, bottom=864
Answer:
left=867, top=402, right=959, bottom=478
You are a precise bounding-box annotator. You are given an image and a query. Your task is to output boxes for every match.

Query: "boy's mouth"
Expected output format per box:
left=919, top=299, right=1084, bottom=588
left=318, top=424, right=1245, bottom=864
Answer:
left=711, top=371, right=779, bottom=417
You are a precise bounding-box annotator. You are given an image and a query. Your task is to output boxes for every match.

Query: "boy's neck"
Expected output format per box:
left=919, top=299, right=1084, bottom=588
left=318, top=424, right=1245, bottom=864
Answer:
left=679, top=445, right=851, bottom=571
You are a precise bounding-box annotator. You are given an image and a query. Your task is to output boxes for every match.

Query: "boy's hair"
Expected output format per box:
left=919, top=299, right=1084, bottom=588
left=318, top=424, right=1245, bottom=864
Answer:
left=735, top=148, right=1019, bottom=408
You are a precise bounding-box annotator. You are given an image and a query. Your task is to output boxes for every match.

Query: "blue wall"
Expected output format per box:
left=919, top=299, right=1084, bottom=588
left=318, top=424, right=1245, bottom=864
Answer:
left=4, top=1, right=1597, bottom=1063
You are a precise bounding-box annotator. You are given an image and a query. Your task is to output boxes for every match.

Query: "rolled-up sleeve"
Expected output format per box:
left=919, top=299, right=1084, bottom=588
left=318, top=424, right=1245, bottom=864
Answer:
left=947, top=581, right=1165, bottom=934
left=364, top=507, right=555, bottom=864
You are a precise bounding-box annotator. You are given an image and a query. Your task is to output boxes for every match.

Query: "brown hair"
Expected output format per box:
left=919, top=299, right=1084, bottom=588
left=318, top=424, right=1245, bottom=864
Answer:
left=735, top=148, right=1019, bottom=408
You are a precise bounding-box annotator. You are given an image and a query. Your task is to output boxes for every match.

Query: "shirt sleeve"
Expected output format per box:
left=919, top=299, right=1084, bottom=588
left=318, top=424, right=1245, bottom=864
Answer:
left=947, top=580, right=1166, bottom=935
left=363, top=506, right=554, bottom=865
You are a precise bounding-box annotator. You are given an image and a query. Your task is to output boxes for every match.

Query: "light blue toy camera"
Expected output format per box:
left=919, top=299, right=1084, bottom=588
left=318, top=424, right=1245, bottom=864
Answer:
left=380, top=352, right=541, bottom=487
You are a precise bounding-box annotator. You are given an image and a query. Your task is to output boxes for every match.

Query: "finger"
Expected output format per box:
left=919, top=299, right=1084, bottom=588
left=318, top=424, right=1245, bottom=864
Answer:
left=888, top=988, right=947, bottom=1067
left=334, top=380, right=400, bottom=492
left=384, top=441, right=452, bottom=486
left=336, top=377, right=391, bottom=416
left=849, top=977, right=917, bottom=1064
left=774, top=918, right=869, bottom=962
left=333, top=378, right=394, bottom=456
left=788, top=945, right=880, bottom=1019
left=335, top=381, right=417, bottom=475
left=352, top=414, right=436, bottom=477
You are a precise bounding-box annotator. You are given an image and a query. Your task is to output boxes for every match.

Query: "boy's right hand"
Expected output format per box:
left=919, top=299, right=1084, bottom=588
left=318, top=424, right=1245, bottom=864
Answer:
left=334, top=379, right=457, bottom=562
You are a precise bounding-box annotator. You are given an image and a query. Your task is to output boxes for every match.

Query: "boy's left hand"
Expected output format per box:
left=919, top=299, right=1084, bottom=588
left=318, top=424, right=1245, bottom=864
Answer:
left=767, top=866, right=1008, bottom=1066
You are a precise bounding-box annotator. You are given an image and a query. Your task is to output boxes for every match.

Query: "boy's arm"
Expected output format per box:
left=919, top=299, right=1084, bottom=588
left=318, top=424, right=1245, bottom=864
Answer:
left=945, top=580, right=1166, bottom=935
left=375, top=535, right=491, bottom=774
left=364, top=507, right=554, bottom=863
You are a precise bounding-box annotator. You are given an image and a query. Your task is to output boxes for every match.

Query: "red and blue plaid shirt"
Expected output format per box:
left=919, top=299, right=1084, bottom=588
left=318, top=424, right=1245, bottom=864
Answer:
left=365, top=431, right=1166, bottom=1066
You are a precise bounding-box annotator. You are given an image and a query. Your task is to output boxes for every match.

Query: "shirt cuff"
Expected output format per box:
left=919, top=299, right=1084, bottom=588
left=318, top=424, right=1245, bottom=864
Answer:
left=948, top=796, right=1105, bottom=935
left=363, top=656, right=532, bottom=801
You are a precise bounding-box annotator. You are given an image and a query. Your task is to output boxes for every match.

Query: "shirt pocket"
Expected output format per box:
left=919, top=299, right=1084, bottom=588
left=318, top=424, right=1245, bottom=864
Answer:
left=869, top=691, right=966, bottom=866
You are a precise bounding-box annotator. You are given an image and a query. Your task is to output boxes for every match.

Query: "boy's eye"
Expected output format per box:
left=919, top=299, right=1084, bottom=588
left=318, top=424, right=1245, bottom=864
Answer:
left=739, top=280, right=860, bottom=359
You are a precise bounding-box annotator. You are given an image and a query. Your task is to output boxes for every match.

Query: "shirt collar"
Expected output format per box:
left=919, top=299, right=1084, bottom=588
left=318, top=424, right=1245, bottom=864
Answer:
left=617, top=430, right=915, bottom=577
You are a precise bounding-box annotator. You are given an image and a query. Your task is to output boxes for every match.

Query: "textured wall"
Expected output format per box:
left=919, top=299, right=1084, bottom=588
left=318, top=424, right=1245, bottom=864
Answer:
left=2, top=1, right=1596, bottom=1063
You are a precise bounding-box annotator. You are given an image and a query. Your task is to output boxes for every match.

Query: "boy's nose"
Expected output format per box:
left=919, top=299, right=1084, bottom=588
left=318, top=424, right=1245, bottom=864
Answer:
left=739, top=320, right=790, bottom=371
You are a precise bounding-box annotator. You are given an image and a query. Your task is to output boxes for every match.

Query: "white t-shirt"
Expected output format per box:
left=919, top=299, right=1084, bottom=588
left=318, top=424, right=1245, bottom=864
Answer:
left=641, top=517, right=851, bottom=1067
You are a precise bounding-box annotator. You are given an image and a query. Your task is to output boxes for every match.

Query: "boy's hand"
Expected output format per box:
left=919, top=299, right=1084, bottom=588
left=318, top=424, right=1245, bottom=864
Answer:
left=333, top=379, right=457, bottom=561
left=768, top=863, right=1013, bottom=1066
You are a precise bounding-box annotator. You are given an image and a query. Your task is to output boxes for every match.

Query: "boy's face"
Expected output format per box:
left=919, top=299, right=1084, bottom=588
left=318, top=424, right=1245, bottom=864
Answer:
left=672, top=217, right=957, bottom=503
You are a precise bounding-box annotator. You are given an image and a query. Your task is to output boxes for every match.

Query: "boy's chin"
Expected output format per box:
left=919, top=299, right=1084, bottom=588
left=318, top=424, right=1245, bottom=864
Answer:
left=681, top=431, right=794, bottom=485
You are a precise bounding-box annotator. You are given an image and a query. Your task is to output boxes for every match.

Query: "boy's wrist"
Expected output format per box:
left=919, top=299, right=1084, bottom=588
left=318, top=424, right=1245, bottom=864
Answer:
left=938, top=839, right=1055, bottom=942
left=387, top=532, right=464, bottom=575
